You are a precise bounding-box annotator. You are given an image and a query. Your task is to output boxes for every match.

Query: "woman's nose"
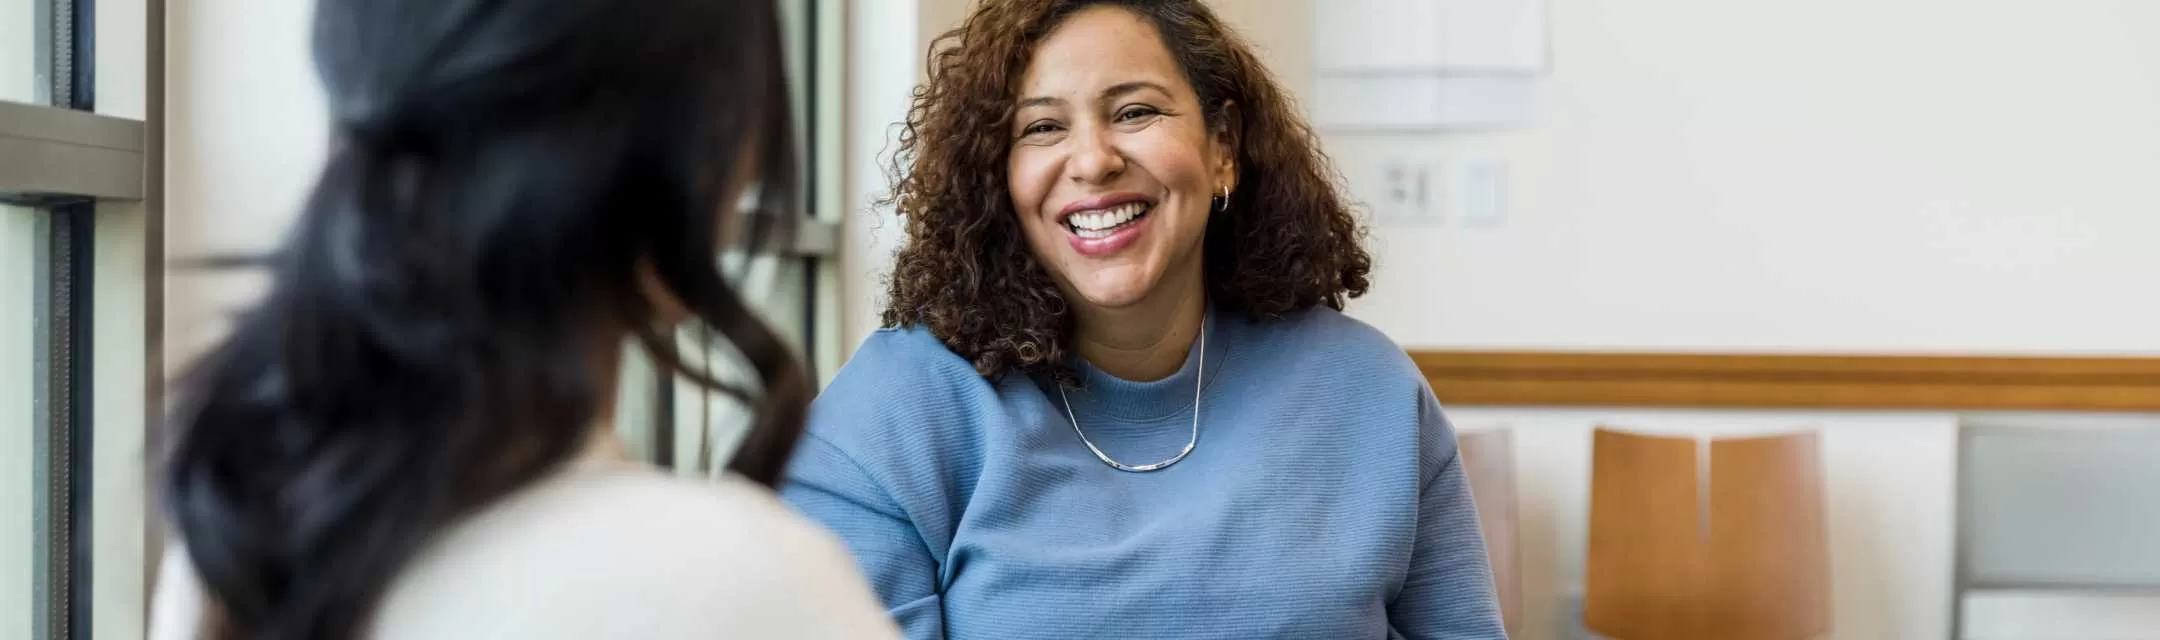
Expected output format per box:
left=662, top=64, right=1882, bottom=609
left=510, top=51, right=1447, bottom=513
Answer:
left=1065, top=126, right=1125, bottom=185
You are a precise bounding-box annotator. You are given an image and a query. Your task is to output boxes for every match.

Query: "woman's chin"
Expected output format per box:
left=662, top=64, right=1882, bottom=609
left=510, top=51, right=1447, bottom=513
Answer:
left=1067, top=278, right=1159, bottom=312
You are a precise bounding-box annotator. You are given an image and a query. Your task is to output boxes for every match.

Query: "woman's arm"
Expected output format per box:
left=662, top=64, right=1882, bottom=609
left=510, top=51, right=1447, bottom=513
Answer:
left=1388, top=389, right=1509, bottom=639
left=784, top=432, right=948, bottom=639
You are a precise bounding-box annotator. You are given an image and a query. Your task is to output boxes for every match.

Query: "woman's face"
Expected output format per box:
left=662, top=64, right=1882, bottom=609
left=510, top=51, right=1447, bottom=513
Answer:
left=1006, top=6, right=1236, bottom=313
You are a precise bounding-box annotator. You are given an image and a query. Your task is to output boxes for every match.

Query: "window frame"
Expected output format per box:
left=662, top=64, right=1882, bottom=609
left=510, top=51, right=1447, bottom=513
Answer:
left=2, top=0, right=162, bottom=638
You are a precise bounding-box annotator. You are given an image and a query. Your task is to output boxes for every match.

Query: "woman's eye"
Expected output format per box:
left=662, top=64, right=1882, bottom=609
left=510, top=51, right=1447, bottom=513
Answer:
left=1116, top=107, right=1161, bottom=122
left=1021, top=122, right=1063, bottom=137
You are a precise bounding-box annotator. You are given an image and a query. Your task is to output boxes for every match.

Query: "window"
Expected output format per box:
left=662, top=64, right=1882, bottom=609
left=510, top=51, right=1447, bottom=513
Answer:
left=1, top=0, right=157, bottom=638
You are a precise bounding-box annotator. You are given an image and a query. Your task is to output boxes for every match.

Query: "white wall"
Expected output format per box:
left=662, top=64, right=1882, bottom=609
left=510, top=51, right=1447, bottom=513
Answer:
left=1328, top=0, right=2160, bottom=356
left=165, top=0, right=327, bottom=369
left=836, top=0, right=923, bottom=357
left=91, top=192, right=148, bottom=640
left=95, top=2, right=152, bottom=637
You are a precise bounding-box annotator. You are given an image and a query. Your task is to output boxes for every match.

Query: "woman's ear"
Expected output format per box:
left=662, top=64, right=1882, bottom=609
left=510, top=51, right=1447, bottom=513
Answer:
left=1211, top=100, right=1241, bottom=190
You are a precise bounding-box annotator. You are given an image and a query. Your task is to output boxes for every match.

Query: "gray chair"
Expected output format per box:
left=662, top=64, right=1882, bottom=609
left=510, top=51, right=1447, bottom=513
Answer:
left=1952, top=420, right=2160, bottom=639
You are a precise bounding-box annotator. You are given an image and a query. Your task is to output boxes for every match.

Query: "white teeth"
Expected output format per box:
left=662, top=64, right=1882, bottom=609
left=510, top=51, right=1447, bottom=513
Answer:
left=1066, top=202, right=1147, bottom=233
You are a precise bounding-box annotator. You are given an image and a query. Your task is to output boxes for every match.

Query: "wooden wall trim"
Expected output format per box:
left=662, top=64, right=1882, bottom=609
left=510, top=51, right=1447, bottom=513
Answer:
left=1411, top=351, right=2160, bottom=412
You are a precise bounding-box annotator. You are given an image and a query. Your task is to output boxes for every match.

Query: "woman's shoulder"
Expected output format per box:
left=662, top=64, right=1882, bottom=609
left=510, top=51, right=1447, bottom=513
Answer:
left=821, top=326, right=988, bottom=401
left=151, top=465, right=899, bottom=639
left=404, top=464, right=849, bottom=577
left=839, top=325, right=981, bottom=380
left=1240, top=307, right=1456, bottom=464
left=1241, top=305, right=1423, bottom=381
left=426, top=464, right=836, bottom=556
left=809, top=325, right=1002, bottom=442
left=372, top=465, right=897, bottom=637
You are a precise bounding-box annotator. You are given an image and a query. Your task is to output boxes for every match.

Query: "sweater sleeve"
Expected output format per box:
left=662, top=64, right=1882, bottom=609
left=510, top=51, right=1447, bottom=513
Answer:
left=1388, top=387, right=1509, bottom=639
left=783, top=432, right=948, bottom=640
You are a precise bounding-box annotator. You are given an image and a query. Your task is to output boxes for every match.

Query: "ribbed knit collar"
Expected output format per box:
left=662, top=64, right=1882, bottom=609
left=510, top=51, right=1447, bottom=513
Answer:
left=1060, top=307, right=1234, bottom=424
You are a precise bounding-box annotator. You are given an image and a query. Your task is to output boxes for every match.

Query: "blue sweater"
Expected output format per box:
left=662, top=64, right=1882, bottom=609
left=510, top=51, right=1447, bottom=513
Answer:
left=782, top=308, right=1505, bottom=639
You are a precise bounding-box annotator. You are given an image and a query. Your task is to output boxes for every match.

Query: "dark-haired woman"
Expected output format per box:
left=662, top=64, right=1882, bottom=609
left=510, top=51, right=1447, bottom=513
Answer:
left=782, top=1, right=1506, bottom=638
left=148, top=1, right=897, bottom=638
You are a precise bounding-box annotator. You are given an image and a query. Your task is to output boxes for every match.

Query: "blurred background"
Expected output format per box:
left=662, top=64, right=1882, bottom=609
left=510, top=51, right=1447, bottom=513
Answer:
left=3, top=0, right=2156, bottom=638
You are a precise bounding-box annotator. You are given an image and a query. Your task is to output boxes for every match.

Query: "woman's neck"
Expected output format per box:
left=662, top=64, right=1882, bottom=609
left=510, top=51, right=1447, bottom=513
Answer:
left=1071, top=284, right=1208, bottom=382
left=581, top=330, right=636, bottom=466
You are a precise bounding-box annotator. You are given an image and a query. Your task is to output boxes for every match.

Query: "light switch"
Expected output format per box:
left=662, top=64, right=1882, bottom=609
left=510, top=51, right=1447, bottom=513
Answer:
left=1374, top=156, right=1443, bottom=226
left=1455, top=157, right=1507, bottom=228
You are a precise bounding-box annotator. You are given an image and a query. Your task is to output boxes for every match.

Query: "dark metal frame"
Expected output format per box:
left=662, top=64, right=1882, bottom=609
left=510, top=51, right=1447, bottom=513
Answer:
left=48, top=1, right=96, bottom=637
left=799, top=0, right=824, bottom=385
left=28, top=208, right=83, bottom=640
left=9, top=1, right=126, bottom=638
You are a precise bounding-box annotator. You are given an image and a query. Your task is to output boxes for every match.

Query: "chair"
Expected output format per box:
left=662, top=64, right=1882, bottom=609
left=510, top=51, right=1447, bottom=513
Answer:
left=1456, top=428, right=1523, bottom=634
left=1953, top=422, right=2160, bottom=639
left=1583, top=428, right=1831, bottom=639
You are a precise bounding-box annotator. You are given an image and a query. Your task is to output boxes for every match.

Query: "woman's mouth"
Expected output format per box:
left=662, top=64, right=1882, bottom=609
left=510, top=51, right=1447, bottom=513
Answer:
left=1064, top=201, right=1152, bottom=238
left=1058, top=199, right=1154, bottom=257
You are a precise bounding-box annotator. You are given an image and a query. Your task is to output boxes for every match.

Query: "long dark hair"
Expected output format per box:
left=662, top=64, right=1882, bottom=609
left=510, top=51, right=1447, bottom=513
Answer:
left=158, top=1, right=804, bottom=638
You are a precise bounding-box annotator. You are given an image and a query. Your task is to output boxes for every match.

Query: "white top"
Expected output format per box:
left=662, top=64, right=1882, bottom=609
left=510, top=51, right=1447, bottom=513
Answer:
left=149, top=455, right=900, bottom=639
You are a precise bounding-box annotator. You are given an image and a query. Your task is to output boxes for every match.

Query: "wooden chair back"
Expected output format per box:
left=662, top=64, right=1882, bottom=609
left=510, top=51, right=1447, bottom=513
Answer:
left=1583, top=428, right=1830, bottom=639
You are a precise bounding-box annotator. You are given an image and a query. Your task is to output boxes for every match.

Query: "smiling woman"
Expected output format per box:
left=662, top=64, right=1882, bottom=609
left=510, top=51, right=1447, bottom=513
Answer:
left=1004, top=16, right=1234, bottom=359
left=877, top=0, right=1370, bottom=382
left=782, top=1, right=1507, bottom=638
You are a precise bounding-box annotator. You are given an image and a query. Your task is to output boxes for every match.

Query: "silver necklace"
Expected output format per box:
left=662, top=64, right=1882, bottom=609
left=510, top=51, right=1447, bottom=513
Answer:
left=1057, top=326, right=1204, bottom=473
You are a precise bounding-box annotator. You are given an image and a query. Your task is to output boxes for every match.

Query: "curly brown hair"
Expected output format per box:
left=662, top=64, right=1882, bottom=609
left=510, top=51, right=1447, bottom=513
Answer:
left=882, top=0, right=1371, bottom=379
